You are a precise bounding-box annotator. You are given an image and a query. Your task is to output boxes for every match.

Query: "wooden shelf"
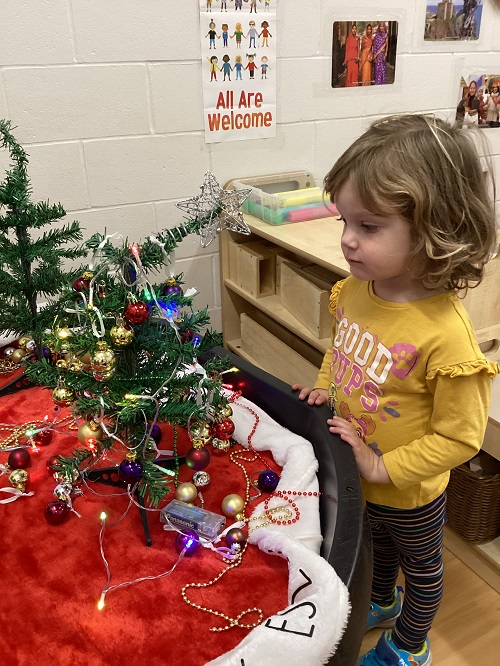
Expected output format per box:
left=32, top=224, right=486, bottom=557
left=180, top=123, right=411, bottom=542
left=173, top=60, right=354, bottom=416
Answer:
left=224, top=278, right=330, bottom=353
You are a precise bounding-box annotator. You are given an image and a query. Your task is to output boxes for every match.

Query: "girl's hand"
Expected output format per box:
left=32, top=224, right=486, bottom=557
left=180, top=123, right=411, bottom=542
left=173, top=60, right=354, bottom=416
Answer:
left=327, top=416, right=391, bottom=484
left=292, top=385, right=329, bottom=406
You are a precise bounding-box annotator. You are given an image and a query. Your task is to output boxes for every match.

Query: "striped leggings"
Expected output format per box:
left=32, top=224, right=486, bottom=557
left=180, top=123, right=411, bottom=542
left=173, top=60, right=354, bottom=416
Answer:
left=366, top=492, right=446, bottom=653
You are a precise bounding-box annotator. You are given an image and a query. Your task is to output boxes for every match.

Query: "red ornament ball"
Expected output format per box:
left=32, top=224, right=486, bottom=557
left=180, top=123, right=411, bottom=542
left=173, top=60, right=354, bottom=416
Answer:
left=124, top=301, right=149, bottom=325
left=45, top=500, right=69, bottom=525
left=185, top=446, right=211, bottom=471
left=72, top=276, right=91, bottom=292
left=212, top=418, right=235, bottom=441
left=33, top=429, right=53, bottom=446
left=46, top=455, right=60, bottom=474
left=7, top=448, right=31, bottom=469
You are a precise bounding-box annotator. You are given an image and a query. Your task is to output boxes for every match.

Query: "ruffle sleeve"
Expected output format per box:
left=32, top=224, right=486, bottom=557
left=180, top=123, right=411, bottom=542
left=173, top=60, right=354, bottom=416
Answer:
left=427, top=359, right=500, bottom=381
left=328, top=278, right=347, bottom=316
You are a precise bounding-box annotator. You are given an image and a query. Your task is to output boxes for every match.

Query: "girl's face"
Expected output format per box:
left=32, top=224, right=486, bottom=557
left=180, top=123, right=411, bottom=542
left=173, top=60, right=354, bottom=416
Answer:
left=336, top=179, right=415, bottom=294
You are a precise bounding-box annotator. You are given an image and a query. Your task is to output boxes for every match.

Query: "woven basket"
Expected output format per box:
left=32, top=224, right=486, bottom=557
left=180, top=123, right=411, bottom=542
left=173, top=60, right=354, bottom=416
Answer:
left=446, top=458, right=500, bottom=544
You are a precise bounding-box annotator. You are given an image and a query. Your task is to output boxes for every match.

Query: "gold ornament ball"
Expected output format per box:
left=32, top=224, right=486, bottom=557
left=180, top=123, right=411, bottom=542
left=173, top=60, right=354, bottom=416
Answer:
left=56, top=326, right=72, bottom=343
left=190, top=421, right=211, bottom=440
left=175, top=482, right=198, bottom=504
left=67, top=357, right=84, bottom=373
left=9, top=469, right=29, bottom=492
left=55, top=358, right=68, bottom=370
left=18, top=336, right=33, bottom=350
left=77, top=421, right=104, bottom=445
left=221, top=494, right=245, bottom=518
left=52, top=382, right=75, bottom=407
left=109, top=320, right=135, bottom=348
left=220, top=405, right=233, bottom=418
left=10, top=348, right=27, bottom=364
left=91, top=341, right=116, bottom=380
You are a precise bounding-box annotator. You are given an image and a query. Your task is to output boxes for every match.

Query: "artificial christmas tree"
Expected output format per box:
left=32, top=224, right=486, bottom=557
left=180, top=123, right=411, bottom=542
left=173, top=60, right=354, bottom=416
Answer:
left=23, top=172, right=251, bottom=509
left=0, top=119, right=86, bottom=371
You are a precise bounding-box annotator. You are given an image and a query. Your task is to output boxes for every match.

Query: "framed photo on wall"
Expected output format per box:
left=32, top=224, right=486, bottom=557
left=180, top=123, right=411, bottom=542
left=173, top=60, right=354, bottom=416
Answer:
left=331, top=20, right=399, bottom=89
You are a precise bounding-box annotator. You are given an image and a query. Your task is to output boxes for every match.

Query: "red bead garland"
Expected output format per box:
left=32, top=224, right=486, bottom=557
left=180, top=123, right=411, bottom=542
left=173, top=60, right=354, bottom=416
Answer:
left=227, top=392, right=321, bottom=527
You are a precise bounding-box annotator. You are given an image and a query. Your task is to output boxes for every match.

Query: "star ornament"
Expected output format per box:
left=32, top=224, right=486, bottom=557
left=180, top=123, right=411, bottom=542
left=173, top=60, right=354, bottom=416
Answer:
left=176, top=172, right=252, bottom=247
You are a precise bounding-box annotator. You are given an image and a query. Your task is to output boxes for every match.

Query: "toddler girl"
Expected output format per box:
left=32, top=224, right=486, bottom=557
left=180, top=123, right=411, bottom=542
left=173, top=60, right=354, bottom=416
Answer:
left=294, top=114, right=499, bottom=666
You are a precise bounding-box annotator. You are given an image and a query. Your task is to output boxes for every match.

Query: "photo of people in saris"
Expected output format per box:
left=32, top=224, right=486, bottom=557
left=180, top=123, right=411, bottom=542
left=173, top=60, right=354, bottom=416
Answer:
left=456, top=74, right=500, bottom=128
left=425, top=1, right=482, bottom=41
left=331, top=21, right=398, bottom=89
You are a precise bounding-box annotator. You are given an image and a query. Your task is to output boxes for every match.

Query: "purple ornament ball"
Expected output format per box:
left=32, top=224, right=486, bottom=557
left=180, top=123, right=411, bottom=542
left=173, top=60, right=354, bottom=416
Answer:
left=149, top=423, right=162, bottom=444
left=118, top=458, right=144, bottom=484
left=7, top=448, right=31, bottom=470
left=257, top=469, right=280, bottom=493
left=45, top=500, right=69, bottom=525
left=175, top=529, right=200, bottom=556
left=185, top=446, right=211, bottom=471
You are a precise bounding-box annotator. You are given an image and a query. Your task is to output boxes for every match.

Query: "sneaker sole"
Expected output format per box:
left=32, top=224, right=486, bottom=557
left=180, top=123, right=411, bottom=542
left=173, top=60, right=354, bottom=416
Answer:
left=365, top=614, right=400, bottom=633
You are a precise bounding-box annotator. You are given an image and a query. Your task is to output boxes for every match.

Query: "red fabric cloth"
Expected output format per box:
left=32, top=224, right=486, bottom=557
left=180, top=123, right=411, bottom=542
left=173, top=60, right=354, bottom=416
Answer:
left=0, top=386, right=288, bottom=665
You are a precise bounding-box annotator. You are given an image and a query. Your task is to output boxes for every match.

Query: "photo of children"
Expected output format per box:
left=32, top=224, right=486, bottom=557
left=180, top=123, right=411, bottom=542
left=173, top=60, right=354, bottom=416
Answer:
left=331, top=21, right=398, bottom=89
left=425, top=1, right=482, bottom=40
left=456, top=74, right=500, bottom=128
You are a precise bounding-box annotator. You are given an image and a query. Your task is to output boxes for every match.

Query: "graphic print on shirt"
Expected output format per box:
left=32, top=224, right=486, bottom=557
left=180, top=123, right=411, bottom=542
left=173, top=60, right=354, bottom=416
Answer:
left=330, top=306, right=420, bottom=446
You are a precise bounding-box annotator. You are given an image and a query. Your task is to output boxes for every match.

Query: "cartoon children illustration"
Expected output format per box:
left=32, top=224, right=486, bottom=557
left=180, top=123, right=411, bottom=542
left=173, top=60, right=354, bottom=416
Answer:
left=245, top=53, right=257, bottom=79
left=231, top=22, right=245, bottom=48
left=222, top=54, right=232, bottom=81
left=247, top=20, right=258, bottom=49
left=206, top=0, right=213, bottom=12
left=207, top=55, right=220, bottom=81
left=259, top=20, right=272, bottom=46
left=234, top=0, right=243, bottom=9
left=221, top=23, right=229, bottom=47
left=206, top=21, right=218, bottom=49
left=220, top=0, right=228, bottom=10
left=260, top=55, right=270, bottom=78
left=234, top=54, right=243, bottom=80
left=264, top=0, right=270, bottom=10
left=249, top=0, right=261, bottom=13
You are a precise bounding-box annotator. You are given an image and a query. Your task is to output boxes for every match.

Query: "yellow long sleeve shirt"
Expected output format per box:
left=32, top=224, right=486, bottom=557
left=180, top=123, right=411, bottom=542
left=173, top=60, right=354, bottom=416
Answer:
left=315, top=277, right=499, bottom=509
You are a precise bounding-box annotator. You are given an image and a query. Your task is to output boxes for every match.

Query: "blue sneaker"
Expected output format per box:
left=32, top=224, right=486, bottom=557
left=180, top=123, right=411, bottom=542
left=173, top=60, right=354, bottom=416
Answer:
left=357, top=630, right=432, bottom=666
left=366, top=586, right=403, bottom=631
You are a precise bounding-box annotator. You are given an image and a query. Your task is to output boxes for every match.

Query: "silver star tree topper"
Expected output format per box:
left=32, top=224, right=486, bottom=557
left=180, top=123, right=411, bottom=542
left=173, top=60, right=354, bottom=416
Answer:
left=176, top=172, right=252, bottom=247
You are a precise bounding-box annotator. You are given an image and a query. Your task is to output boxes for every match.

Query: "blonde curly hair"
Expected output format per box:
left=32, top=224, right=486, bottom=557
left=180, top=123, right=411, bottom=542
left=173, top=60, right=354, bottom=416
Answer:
left=324, top=114, right=497, bottom=291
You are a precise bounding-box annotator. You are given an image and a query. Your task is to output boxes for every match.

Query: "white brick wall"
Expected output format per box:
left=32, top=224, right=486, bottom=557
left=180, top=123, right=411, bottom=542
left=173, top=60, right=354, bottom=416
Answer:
left=0, top=0, right=499, bottom=329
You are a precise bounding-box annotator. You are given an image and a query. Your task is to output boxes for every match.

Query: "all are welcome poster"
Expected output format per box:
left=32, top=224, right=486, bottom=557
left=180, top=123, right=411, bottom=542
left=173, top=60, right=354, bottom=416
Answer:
left=199, top=0, right=277, bottom=143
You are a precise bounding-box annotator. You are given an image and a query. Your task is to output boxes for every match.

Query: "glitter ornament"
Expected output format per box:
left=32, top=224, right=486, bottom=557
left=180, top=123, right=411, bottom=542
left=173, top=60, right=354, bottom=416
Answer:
left=118, top=455, right=144, bottom=484
left=45, top=500, right=69, bottom=525
left=53, top=467, right=80, bottom=485
left=77, top=421, right=103, bottom=445
left=54, top=483, right=73, bottom=502
left=109, top=318, right=135, bottom=348
left=7, top=448, right=31, bottom=469
left=2, top=346, right=15, bottom=358
left=185, top=446, right=211, bottom=471
left=257, top=469, right=280, bottom=493
left=124, top=300, right=149, bottom=325
left=211, top=418, right=235, bottom=441
left=211, top=438, right=231, bottom=456
left=192, top=471, right=211, bottom=489
left=52, top=380, right=75, bottom=407
left=221, top=493, right=245, bottom=518
left=175, top=482, right=198, bottom=503
left=9, top=469, right=29, bottom=493
left=33, top=429, right=53, bottom=447
left=91, top=341, right=116, bottom=380
left=175, top=529, right=200, bottom=556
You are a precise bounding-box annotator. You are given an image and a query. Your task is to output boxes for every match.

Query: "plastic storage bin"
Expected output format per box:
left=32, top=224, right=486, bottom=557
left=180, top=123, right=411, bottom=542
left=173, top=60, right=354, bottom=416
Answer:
left=230, top=171, right=338, bottom=225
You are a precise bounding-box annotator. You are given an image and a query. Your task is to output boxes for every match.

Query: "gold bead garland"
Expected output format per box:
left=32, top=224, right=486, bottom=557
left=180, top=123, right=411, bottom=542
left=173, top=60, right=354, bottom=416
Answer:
left=0, top=415, right=74, bottom=450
